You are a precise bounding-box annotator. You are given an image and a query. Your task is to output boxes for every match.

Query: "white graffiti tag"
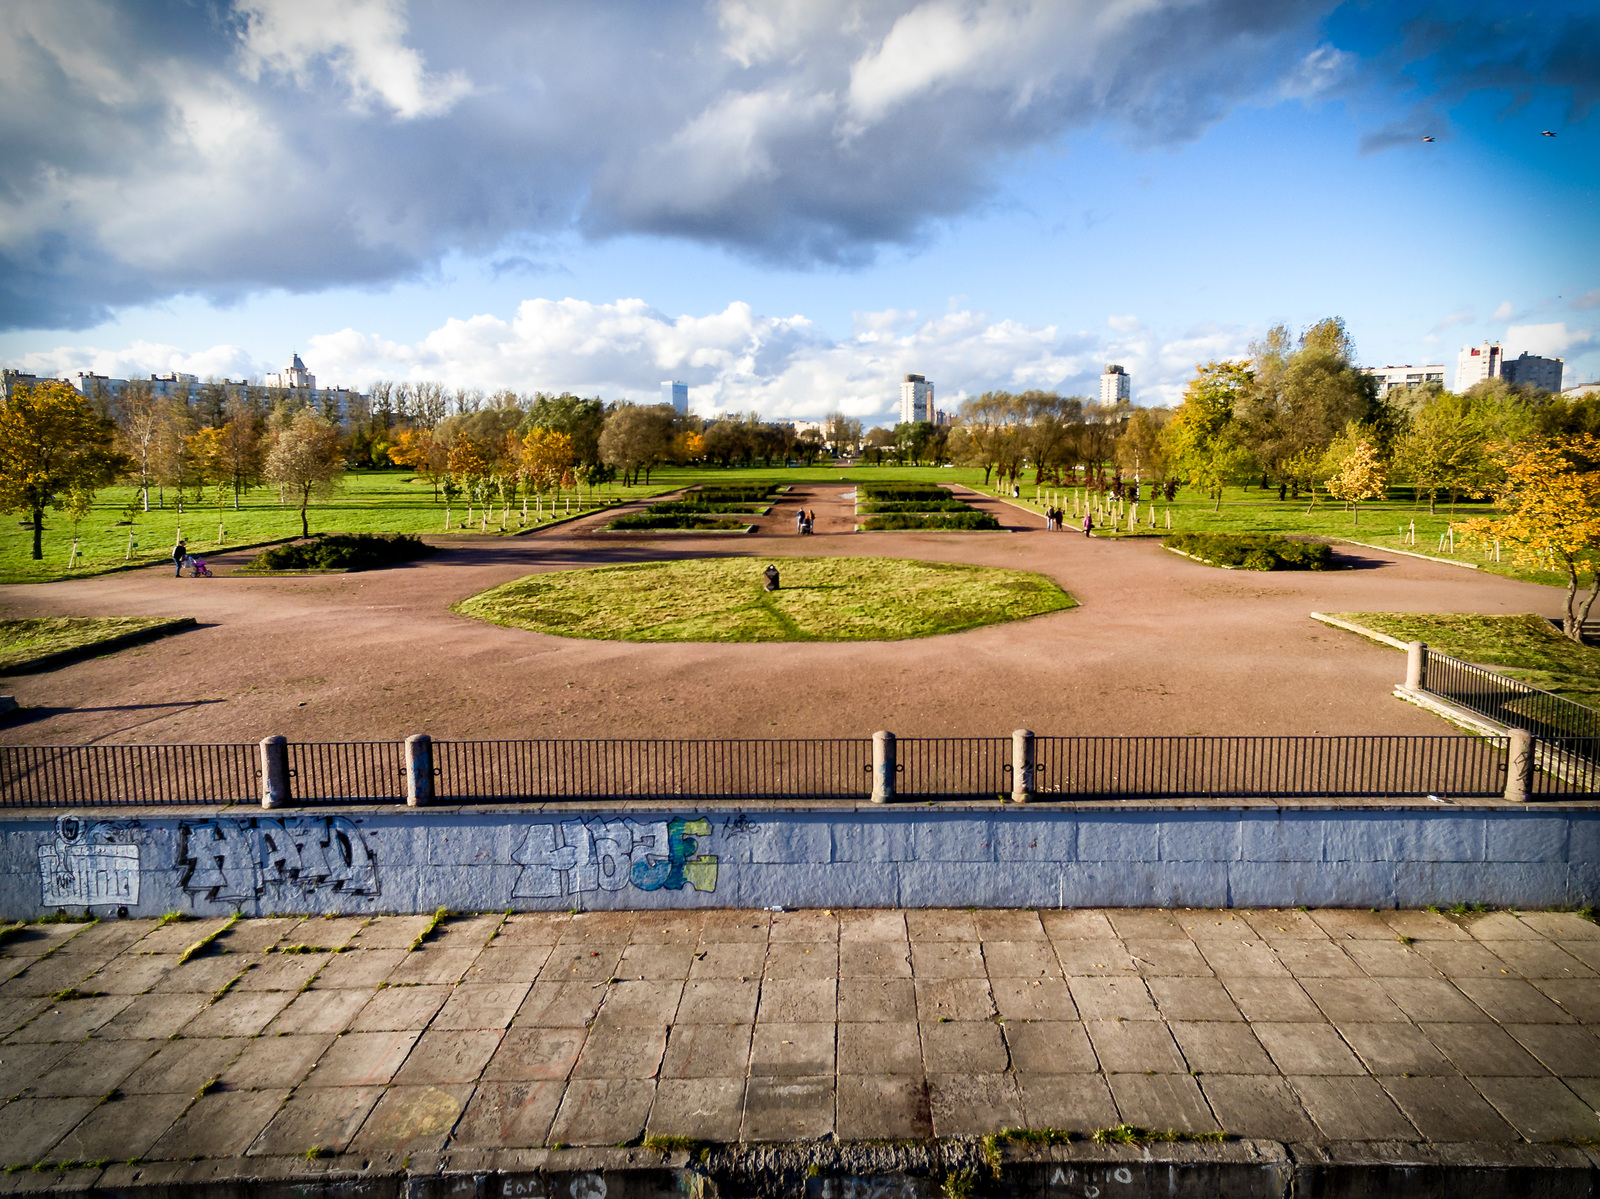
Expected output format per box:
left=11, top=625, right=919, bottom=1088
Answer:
left=38, top=816, right=140, bottom=907
left=180, top=816, right=379, bottom=905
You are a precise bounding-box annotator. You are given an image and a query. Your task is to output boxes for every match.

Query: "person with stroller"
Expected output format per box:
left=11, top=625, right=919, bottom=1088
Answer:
left=172, top=539, right=186, bottom=578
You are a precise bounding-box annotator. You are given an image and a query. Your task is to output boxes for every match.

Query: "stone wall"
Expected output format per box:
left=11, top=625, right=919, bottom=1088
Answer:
left=3, top=803, right=1595, bottom=919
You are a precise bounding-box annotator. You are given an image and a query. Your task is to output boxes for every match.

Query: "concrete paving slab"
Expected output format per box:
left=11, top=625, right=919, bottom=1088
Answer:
left=1269, top=941, right=1361, bottom=977
left=348, top=1083, right=474, bottom=1153
left=1340, top=940, right=1442, bottom=978
left=1419, top=1022, right=1550, bottom=1076
left=1085, top=1020, right=1186, bottom=1074
left=0, top=1041, right=71, bottom=1098
left=209, top=917, right=303, bottom=953
left=83, top=951, right=179, bottom=995
left=120, top=1037, right=246, bottom=1094
left=248, top=1084, right=383, bottom=1156
left=990, top=978, right=1077, bottom=1021
left=1382, top=911, right=1471, bottom=941
left=1504, top=1024, right=1600, bottom=1075
left=1301, top=978, right=1410, bottom=1023
left=549, top=1077, right=656, bottom=1146
left=1069, top=977, right=1159, bottom=1021
left=136, top=918, right=233, bottom=956
left=911, top=941, right=985, bottom=979
left=1168, top=1022, right=1274, bottom=1075
left=47, top=1090, right=190, bottom=1162
left=494, top=913, right=570, bottom=946
left=515, top=982, right=606, bottom=1028
left=1146, top=977, right=1243, bottom=1022
left=432, top=982, right=532, bottom=1030
left=921, top=1020, right=1007, bottom=1074
left=541, top=945, right=625, bottom=984
left=1338, top=1023, right=1457, bottom=1076
left=2, top=956, right=106, bottom=999
left=350, top=984, right=452, bottom=1031
left=1287, top=1074, right=1418, bottom=1141
left=569, top=1023, right=667, bottom=1079
left=1374, top=977, right=1486, bottom=1023
left=926, top=1072, right=1023, bottom=1136
left=677, top=978, right=759, bottom=1024
left=1379, top=1075, right=1520, bottom=1142
left=742, top=1075, right=833, bottom=1141
left=661, top=1024, right=752, bottom=1079
left=837, top=1021, right=920, bottom=1075
left=698, top=911, right=770, bottom=943
left=1015, top=1073, right=1119, bottom=1131
left=1041, top=910, right=1116, bottom=940
left=1555, top=940, right=1600, bottom=971
left=982, top=940, right=1061, bottom=978
left=90, top=991, right=211, bottom=1040
left=264, top=988, right=372, bottom=1035
left=757, top=978, right=834, bottom=1023
left=309, top=948, right=407, bottom=989
left=147, top=1088, right=290, bottom=1160
left=1217, top=978, right=1325, bottom=1024
left=0, top=1096, right=99, bottom=1167
left=769, top=911, right=838, bottom=942
left=905, top=911, right=977, bottom=943
left=23, top=1038, right=156, bottom=1097
left=148, top=952, right=261, bottom=994
left=232, top=952, right=329, bottom=992
left=221, top=1034, right=335, bottom=1089
left=1533, top=978, right=1600, bottom=1022
left=838, top=910, right=907, bottom=942
left=750, top=1022, right=834, bottom=1077
left=840, top=977, right=916, bottom=1022
left=1002, top=1021, right=1097, bottom=1074
left=2, top=925, right=94, bottom=959
left=836, top=1073, right=932, bottom=1140
left=453, top=1078, right=565, bottom=1147
left=973, top=910, right=1046, bottom=942
left=595, top=980, right=681, bottom=1026
left=304, top=1029, right=422, bottom=1087
left=466, top=946, right=556, bottom=983
left=350, top=915, right=434, bottom=949
left=1052, top=940, right=1137, bottom=977
left=1106, top=1072, right=1219, bottom=1133
left=1487, top=940, right=1595, bottom=980
left=428, top=914, right=504, bottom=950
left=182, top=989, right=295, bottom=1038
left=1413, top=940, right=1511, bottom=979
left=647, top=1077, right=746, bottom=1142
left=1307, top=909, right=1400, bottom=940
left=1461, top=912, right=1540, bottom=940
left=1108, top=910, right=1188, bottom=940
left=1456, top=979, right=1579, bottom=1024
left=1198, top=1074, right=1318, bottom=1142
left=483, top=1026, right=585, bottom=1081
left=1194, top=940, right=1288, bottom=978
left=838, top=941, right=912, bottom=978
left=1241, top=910, right=1331, bottom=944
left=689, top=942, right=766, bottom=980
left=914, top=978, right=994, bottom=1022
left=1517, top=913, right=1600, bottom=941
left=1473, top=1076, right=1600, bottom=1142
left=1123, top=938, right=1212, bottom=977
left=387, top=948, right=481, bottom=987
left=4, top=994, right=132, bottom=1042
left=1253, top=1023, right=1366, bottom=1075
left=0, top=996, right=50, bottom=1041
left=616, top=942, right=695, bottom=980
left=393, top=1028, right=503, bottom=1084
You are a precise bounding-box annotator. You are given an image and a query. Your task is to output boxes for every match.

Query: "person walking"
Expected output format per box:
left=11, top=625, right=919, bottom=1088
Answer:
left=172, top=539, right=187, bottom=577
left=1081, top=510, right=1092, bottom=538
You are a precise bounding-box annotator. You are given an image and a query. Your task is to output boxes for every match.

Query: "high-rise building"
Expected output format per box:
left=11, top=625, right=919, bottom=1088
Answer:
left=267, top=353, right=315, bottom=390
left=1455, top=342, right=1503, bottom=391
left=1362, top=364, right=1447, bottom=397
left=1500, top=351, right=1564, bottom=393
left=661, top=381, right=688, bottom=414
left=1100, top=364, right=1130, bottom=404
left=899, top=374, right=934, bottom=424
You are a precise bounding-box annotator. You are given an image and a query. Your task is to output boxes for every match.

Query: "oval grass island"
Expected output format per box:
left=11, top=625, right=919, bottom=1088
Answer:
left=453, top=556, right=1075, bottom=642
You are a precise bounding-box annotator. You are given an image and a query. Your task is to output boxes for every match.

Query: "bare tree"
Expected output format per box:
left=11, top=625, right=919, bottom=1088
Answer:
left=264, top=408, right=344, bottom=537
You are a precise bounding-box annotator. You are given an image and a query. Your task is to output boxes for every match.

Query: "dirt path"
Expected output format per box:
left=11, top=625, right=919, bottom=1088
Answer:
left=0, top=494, right=1570, bottom=745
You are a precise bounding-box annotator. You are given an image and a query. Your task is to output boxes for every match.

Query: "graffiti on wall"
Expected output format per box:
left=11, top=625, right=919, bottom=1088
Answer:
left=39, top=816, right=142, bottom=907
left=512, top=816, right=717, bottom=898
left=179, top=816, right=380, bottom=906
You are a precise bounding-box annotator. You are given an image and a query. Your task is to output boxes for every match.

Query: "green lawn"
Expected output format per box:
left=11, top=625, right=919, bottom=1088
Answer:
left=0, top=617, right=191, bottom=673
left=1329, top=612, right=1600, bottom=707
left=454, top=556, right=1076, bottom=642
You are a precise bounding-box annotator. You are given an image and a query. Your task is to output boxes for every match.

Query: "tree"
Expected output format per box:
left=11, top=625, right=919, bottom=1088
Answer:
left=1116, top=407, right=1170, bottom=488
left=263, top=409, right=343, bottom=537
left=390, top=427, right=443, bottom=499
left=523, top=393, right=606, bottom=466
left=1321, top=429, right=1388, bottom=524
left=1163, top=361, right=1254, bottom=511
left=1459, top=436, right=1600, bottom=642
left=519, top=427, right=575, bottom=516
left=1394, top=390, right=1503, bottom=514
left=599, top=403, right=674, bottom=484
left=0, top=381, right=127, bottom=559
left=216, top=398, right=265, bottom=508
left=824, top=412, right=862, bottom=456
left=115, top=383, right=162, bottom=510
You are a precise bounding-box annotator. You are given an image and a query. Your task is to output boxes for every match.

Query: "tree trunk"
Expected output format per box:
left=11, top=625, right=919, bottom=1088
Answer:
left=300, top=489, right=310, bottom=538
left=1565, top=564, right=1582, bottom=642
left=31, top=506, right=43, bottom=560
left=1428, top=493, right=1436, bottom=515
left=1575, top=570, right=1600, bottom=644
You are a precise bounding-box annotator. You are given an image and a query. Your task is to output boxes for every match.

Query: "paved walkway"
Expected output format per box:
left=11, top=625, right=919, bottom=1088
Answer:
left=2, top=907, right=1598, bottom=1175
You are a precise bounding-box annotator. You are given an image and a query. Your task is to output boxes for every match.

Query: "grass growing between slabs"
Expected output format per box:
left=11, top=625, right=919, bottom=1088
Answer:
left=1331, top=612, right=1600, bottom=707
left=0, top=617, right=191, bottom=673
left=455, top=556, right=1075, bottom=642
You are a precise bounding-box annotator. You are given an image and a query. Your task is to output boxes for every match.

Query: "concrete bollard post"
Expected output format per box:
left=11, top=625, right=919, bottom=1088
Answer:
left=870, top=731, right=896, bottom=804
left=405, top=734, right=434, bottom=807
left=1405, top=641, right=1428, bottom=691
left=1504, top=729, right=1533, bottom=803
left=260, top=735, right=290, bottom=809
left=1011, top=729, right=1035, bottom=804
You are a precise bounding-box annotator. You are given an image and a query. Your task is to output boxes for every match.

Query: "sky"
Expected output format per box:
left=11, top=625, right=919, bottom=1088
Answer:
left=1, top=0, right=1597, bottom=423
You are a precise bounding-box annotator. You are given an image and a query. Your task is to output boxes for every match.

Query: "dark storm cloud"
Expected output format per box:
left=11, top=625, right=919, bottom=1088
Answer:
left=15, top=0, right=1561, bottom=332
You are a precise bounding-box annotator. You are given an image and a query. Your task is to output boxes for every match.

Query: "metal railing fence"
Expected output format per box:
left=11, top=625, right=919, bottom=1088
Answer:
left=0, top=743, right=257, bottom=806
left=897, top=737, right=1010, bottom=797
left=1423, top=651, right=1600, bottom=741
left=287, top=742, right=406, bottom=803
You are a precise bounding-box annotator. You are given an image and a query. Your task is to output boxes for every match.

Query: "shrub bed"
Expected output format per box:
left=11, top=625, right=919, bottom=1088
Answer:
left=607, top=513, right=750, bottom=531
left=689, top=484, right=779, bottom=503
left=247, top=533, right=437, bottom=572
left=862, top=511, right=1001, bottom=531
left=647, top=501, right=768, bottom=514
left=1163, top=532, right=1332, bottom=571
left=857, top=484, right=952, bottom=502
left=858, top=500, right=974, bottom=513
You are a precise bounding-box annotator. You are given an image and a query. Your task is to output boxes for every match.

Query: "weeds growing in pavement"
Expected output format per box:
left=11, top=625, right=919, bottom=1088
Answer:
left=1091, top=1125, right=1225, bottom=1146
left=177, top=913, right=238, bottom=964
left=410, top=908, right=451, bottom=951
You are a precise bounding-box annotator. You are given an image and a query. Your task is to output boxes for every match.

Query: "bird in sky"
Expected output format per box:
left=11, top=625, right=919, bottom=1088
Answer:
left=1542, top=130, right=1557, bottom=137
left=1421, top=136, right=1435, bottom=142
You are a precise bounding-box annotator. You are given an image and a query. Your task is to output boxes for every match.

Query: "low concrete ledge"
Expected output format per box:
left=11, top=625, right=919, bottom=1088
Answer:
left=4, top=800, right=1594, bottom=919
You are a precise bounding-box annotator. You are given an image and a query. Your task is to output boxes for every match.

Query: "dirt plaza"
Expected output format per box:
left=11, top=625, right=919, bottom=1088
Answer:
left=0, top=484, right=1571, bottom=747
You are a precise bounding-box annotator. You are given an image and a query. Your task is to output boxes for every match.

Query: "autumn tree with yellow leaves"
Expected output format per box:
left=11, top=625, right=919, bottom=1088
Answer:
left=1459, top=435, right=1600, bottom=642
left=1322, top=432, right=1389, bottom=525
left=519, top=427, right=575, bottom=519
left=0, top=381, right=127, bottom=559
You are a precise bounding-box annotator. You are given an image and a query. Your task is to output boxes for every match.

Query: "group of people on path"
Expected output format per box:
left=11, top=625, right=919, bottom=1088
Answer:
left=170, top=540, right=213, bottom=578
left=793, top=508, right=817, bottom=535
left=1042, top=506, right=1094, bottom=536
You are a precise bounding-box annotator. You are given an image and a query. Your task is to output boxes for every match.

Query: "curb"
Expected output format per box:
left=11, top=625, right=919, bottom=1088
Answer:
left=1309, top=612, right=1412, bottom=650
left=0, top=617, right=199, bottom=676
left=1338, top=536, right=1481, bottom=570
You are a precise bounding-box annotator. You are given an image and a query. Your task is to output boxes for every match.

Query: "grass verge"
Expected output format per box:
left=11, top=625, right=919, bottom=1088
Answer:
left=0, top=617, right=196, bottom=674
left=1329, top=612, right=1600, bottom=707
left=454, top=556, right=1076, bottom=643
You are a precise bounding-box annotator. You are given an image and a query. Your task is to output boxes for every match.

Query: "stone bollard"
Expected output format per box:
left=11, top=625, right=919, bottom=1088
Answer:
left=1405, top=641, right=1428, bottom=691
left=406, top=734, right=434, bottom=807
left=1011, top=729, right=1035, bottom=804
left=260, top=735, right=290, bottom=809
left=870, top=731, right=897, bottom=804
left=1504, top=729, right=1533, bottom=804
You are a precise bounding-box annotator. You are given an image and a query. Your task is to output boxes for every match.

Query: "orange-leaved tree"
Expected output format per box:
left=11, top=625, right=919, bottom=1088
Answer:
left=0, top=381, right=127, bottom=559
left=519, top=427, right=574, bottom=518
left=1458, top=434, right=1600, bottom=642
left=1322, top=430, right=1389, bottom=525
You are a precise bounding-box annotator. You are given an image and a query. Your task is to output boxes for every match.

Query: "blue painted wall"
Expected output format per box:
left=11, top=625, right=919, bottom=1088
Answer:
left=3, top=804, right=1595, bottom=919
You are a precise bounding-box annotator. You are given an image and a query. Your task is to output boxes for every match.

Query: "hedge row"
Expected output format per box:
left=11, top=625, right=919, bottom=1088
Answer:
left=249, top=533, right=437, bottom=572
left=608, top=513, right=750, bottom=531
left=862, top=511, right=1001, bottom=531
left=858, top=500, right=974, bottom=513
left=1163, top=532, right=1333, bottom=571
left=856, top=484, right=952, bottom=502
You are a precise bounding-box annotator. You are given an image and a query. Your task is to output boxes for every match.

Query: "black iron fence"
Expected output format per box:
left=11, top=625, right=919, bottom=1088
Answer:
left=4, top=732, right=1593, bottom=807
left=1422, top=651, right=1600, bottom=741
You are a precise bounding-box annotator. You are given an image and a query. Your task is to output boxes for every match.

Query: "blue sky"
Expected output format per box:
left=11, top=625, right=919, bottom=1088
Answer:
left=2, top=0, right=1596, bottom=421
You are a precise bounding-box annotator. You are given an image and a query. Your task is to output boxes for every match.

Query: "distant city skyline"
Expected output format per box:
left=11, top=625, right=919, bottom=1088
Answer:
left=1, top=2, right=1595, bottom=421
